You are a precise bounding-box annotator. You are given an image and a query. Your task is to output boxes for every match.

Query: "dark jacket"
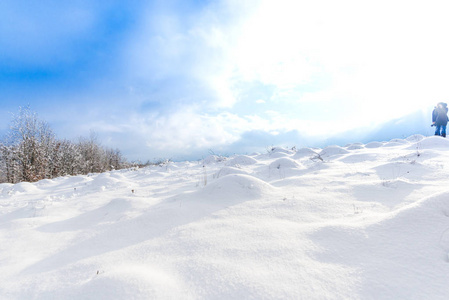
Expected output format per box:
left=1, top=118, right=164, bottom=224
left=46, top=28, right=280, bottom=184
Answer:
left=432, top=103, right=449, bottom=126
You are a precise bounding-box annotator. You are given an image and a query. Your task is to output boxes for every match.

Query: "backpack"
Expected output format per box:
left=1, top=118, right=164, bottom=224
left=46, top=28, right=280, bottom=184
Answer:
left=435, top=103, right=449, bottom=125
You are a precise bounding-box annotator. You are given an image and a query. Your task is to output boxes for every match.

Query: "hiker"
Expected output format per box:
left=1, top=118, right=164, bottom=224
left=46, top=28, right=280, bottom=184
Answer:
left=432, top=102, right=449, bottom=137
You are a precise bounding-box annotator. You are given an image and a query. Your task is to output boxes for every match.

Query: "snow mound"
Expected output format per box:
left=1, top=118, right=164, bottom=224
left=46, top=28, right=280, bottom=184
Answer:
left=292, top=147, right=318, bottom=159
left=345, top=143, right=364, bottom=150
left=0, top=201, right=46, bottom=221
left=226, top=155, right=258, bottom=166
left=345, top=142, right=363, bottom=147
left=53, top=175, right=93, bottom=189
left=269, top=151, right=290, bottom=158
left=373, top=161, right=420, bottom=177
left=406, top=134, right=425, bottom=142
left=203, top=155, right=225, bottom=164
left=39, top=198, right=132, bottom=232
left=87, top=173, right=126, bottom=192
left=67, top=264, right=184, bottom=300
left=407, top=136, right=449, bottom=149
left=92, top=173, right=121, bottom=186
left=109, top=172, right=132, bottom=181
left=312, top=191, right=449, bottom=299
left=365, top=141, right=384, bottom=148
left=0, top=183, right=13, bottom=195
left=339, top=153, right=379, bottom=163
left=382, top=141, right=406, bottom=147
left=268, top=158, right=304, bottom=179
left=319, top=145, right=350, bottom=157
left=271, top=147, right=294, bottom=155
left=36, top=179, right=55, bottom=186
left=202, top=174, right=274, bottom=200
left=389, top=138, right=409, bottom=144
left=12, top=182, right=40, bottom=194
left=214, top=166, right=249, bottom=178
left=269, top=157, right=301, bottom=170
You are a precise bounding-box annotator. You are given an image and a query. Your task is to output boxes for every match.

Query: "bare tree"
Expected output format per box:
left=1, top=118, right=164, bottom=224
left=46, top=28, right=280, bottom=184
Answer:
left=5, top=106, right=56, bottom=182
left=78, top=132, right=105, bottom=174
left=56, top=139, right=83, bottom=176
left=0, top=144, right=21, bottom=183
left=0, top=107, right=130, bottom=183
left=105, top=148, right=127, bottom=170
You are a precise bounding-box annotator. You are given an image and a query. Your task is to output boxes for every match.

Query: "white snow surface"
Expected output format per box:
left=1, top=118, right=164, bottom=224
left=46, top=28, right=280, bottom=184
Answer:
left=1, top=136, right=449, bottom=299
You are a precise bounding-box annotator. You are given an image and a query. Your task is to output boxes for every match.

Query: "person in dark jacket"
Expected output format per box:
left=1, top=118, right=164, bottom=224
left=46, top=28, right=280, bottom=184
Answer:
left=432, top=102, right=449, bottom=137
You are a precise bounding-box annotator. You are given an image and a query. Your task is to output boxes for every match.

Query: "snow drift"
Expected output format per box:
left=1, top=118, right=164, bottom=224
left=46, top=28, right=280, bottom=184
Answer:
left=1, top=135, right=448, bottom=299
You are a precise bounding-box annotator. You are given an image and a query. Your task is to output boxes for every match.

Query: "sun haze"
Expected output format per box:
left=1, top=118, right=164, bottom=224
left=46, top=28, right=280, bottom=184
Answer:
left=1, top=0, right=447, bottom=160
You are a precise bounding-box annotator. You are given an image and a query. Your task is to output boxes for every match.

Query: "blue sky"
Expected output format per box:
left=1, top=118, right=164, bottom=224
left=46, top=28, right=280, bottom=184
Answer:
left=1, top=0, right=448, bottom=161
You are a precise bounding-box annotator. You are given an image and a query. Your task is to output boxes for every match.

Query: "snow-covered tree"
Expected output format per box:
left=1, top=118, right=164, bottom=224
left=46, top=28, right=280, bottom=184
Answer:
left=55, top=139, right=83, bottom=176
left=0, top=107, right=130, bottom=183
left=0, top=144, right=21, bottom=183
left=4, top=106, right=56, bottom=182
left=78, top=132, right=106, bottom=174
left=105, top=148, right=126, bottom=170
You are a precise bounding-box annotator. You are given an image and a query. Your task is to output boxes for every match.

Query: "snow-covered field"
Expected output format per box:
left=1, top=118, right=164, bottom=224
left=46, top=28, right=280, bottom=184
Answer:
left=1, top=135, right=449, bottom=299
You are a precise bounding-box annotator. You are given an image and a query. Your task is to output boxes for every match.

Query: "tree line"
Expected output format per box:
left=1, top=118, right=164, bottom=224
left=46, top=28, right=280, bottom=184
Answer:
left=0, top=106, right=130, bottom=183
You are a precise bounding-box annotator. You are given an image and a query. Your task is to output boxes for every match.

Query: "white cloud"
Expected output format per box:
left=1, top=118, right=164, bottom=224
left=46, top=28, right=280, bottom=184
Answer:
left=211, top=0, right=449, bottom=129
left=121, top=109, right=247, bottom=154
left=42, top=0, right=449, bottom=160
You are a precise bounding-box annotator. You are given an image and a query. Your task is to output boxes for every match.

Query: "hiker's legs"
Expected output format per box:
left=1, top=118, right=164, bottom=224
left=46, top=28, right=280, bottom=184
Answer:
left=435, top=125, right=442, bottom=135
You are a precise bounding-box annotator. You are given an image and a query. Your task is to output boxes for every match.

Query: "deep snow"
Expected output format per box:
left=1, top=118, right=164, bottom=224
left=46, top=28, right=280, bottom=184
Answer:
left=1, top=135, right=448, bottom=299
